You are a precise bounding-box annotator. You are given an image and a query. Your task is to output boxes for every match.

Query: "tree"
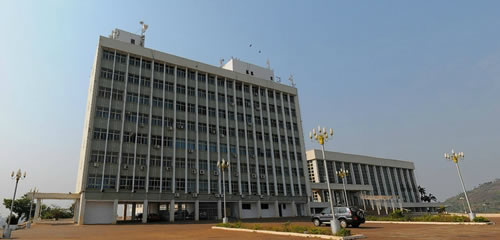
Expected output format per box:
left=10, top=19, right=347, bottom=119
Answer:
left=42, top=205, right=73, bottom=220
left=3, top=194, right=34, bottom=222
left=418, top=185, right=437, bottom=203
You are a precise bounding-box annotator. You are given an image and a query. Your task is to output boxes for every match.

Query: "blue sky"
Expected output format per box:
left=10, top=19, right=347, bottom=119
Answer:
left=1, top=0, right=499, bottom=216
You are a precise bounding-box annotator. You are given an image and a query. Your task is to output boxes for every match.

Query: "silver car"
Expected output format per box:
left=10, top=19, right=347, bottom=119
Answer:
left=311, top=207, right=365, bottom=228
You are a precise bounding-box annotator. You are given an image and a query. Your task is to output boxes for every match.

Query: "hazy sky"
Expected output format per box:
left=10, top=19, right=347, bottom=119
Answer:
left=1, top=0, right=499, bottom=216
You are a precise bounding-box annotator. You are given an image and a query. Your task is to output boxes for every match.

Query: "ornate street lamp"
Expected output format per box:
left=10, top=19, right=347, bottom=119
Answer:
left=444, top=149, right=474, bottom=220
left=310, top=126, right=341, bottom=233
left=3, top=169, right=26, bottom=239
left=336, top=169, right=350, bottom=207
left=217, top=158, right=230, bottom=224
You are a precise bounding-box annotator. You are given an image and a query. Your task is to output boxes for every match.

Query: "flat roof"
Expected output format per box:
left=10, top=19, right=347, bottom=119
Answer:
left=306, top=149, right=415, bottom=169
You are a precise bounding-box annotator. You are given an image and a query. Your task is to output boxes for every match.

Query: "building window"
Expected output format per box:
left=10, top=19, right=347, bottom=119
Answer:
left=242, top=204, right=251, bottom=210
left=188, top=87, right=196, bottom=96
left=187, top=103, right=196, bottom=113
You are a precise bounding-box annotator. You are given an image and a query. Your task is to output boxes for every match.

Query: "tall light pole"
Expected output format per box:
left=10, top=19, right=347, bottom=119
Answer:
left=3, top=169, right=26, bottom=239
left=27, top=187, right=37, bottom=229
left=444, top=149, right=474, bottom=220
left=217, top=158, right=229, bottom=224
left=310, top=126, right=341, bottom=233
left=336, top=169, right=349, bottom=207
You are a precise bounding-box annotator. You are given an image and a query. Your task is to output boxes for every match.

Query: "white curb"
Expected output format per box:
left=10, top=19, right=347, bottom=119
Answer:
left=211, top=226, right=366, bottom=240
left=366, top=221, right=494, bottom=225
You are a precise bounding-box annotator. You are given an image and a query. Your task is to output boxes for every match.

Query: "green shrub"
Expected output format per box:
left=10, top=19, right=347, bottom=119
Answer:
left=473, top=216, right=490, bottom=222
left=390, top=209, right=404, bottom=218
left=282, top=221, right=292, bottom=232
left=335, top=228, right=351, bottom=237
left=251, top=224, right=263, bottom=230
left=217, top=222, right=333, bottom=236
left=368, top=214, right=470, bottom=222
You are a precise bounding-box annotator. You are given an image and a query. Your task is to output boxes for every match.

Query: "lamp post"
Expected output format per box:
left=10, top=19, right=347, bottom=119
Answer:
left=336, top=169, right=349, bottom=207
left=444, top=150, right=474, bottom=220
left=217, top=158, right=230, bottom=224
left=26, top=187, right=37, bottom=229
left=3, top=169, right=26, bottom=239
left=310, top=126, right=341, bottom=233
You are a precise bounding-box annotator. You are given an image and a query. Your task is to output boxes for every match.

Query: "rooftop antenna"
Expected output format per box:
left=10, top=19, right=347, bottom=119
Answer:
left=139, top=21, right=148, bottom=47
left=276, top=76, right=281, bottom=83
left=139, top=21, right=149, bottom=36
left=266, top=59, right=270, bottom=69
left=288, top=74, right=296, bottom=87
left=219, top=58, right=225, bottom=67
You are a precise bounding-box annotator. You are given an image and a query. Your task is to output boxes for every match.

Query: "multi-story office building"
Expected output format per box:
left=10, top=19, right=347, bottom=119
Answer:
left=74, top=29, right=310, bottom=224
left=307, top=150, right=440, bottom=213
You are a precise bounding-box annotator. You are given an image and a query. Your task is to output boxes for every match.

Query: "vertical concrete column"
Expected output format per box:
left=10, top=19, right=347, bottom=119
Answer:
left=142, top=200, right=148, bottom=223
left=217, top=200, right=222, bottom=220
left=383, top=200, right=388, bottom=214
left=195, top=200, right=200, bottom=221
left=169, top=200, right=175, bottom=222
left=78, top=193, right=86, bottom=225
left=34, top=199, right=41, bottom=222
left=238, top=200, right=243, bottom=219
left=274, top=200, right=279, bottom=217
left=257, top=200, right=262, bottom=218
left=399, top=168, right=410, bottom=202
left=405, top=169, right=417, bottom=202
left=73, top=199, right=79, bottom=223
left=291, top=201, right=297, bottom=217
left=392, top=168, right=403, bottom=202
left=112, top=199, right=118, bottom=224
left=123, top=204, right=128, bottom=221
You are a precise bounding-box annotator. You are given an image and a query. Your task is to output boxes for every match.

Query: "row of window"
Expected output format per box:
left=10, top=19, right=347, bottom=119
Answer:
left=101, top=50, right=296, bottom=102
left=93, top=127, right=301, bottom=155
left=89, top=171, right=306, bottom=195
left=99, top=75, right=298, bottom=118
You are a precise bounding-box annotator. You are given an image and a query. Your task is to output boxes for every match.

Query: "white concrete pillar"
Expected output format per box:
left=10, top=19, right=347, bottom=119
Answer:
left=384, top=200, right=388, bottom=215
left=257, top=200, right=262, bottom=218
left=112, top=199, right=118, bottom=224
left=390, top=199, right=395, bottom=212
left=142, top=200, right=148, bottom=223
left=195, top=200, right=199, bottom=221
left=238, top=200, right=243, bottom=219
left=217, top=200, right=222, bottom=220
left=73, top=199, right=79, bottom=223
left=78, top=193, right=86, bottom=225
left=274, top=200, right=279, bottom=217
left=34, top=199, right=41, bottom=222
left=169, top=200, right=175, bottom=222
left=376, top=200, right=380, bottom=215
left=291, top=201, right=297, bottom=217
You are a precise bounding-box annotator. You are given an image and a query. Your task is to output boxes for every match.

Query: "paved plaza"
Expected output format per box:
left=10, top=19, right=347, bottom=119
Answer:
left=6, top=217, right=499, bottom=240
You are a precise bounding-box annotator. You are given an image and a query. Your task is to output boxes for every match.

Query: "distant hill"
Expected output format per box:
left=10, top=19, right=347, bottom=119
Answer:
left=443, top=178, right=500, bottom=213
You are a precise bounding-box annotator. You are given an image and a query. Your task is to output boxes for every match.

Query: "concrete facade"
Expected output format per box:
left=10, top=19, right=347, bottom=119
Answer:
left=76, top=30, right=310, bottom=224
left=307, top=150, right=441, bottom=213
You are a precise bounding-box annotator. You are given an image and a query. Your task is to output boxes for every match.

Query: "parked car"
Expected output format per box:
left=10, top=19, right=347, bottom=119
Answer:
left=311, top=207, right=365, bottom=228
left=174, top=210, right=189, bottom=220
left=136, top=213, right=161, bottom=222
